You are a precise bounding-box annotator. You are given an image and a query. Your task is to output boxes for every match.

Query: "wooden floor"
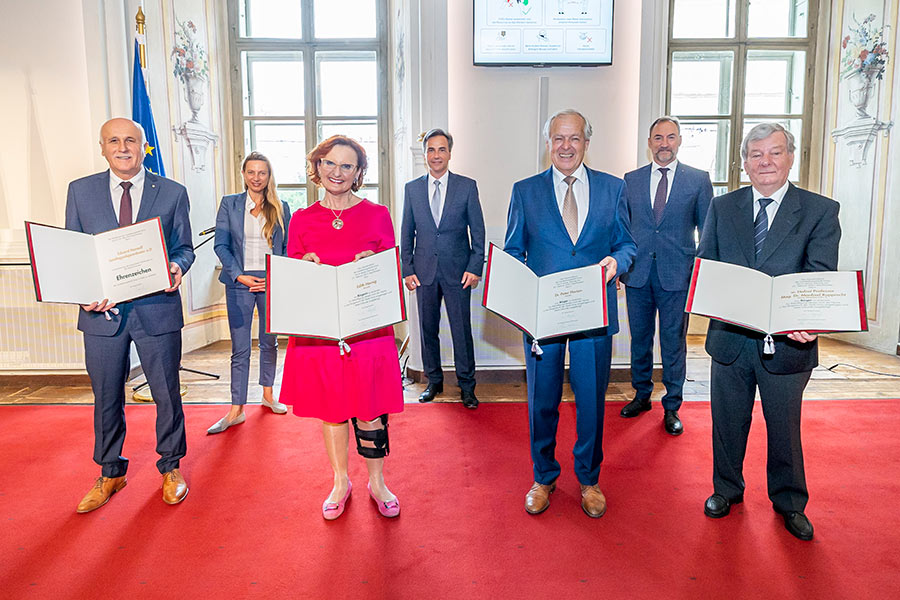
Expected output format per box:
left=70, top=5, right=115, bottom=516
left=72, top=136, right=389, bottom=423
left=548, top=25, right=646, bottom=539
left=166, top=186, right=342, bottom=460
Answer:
left=1, top=335, right=898, bottom=406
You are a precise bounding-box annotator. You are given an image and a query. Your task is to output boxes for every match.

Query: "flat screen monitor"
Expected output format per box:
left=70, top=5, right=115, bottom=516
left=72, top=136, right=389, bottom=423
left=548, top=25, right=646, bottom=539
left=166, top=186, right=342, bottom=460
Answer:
left=473, top=0, right=614, bottom=67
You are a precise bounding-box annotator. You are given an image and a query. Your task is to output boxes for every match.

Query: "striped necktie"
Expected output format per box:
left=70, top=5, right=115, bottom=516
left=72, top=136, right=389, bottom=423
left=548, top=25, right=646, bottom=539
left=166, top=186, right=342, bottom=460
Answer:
left=754, top=198, right=773, bottom=259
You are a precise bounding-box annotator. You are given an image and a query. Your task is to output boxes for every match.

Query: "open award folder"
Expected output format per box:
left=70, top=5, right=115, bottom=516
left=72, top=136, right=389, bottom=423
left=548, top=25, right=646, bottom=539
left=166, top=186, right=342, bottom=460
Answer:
left=685, top=258, right=868, bottom=334
left=266, top=247, right=406, bottom=347
left=481, top=243, right=608, bottom=342
left=25, top=218, right=173, bottom=304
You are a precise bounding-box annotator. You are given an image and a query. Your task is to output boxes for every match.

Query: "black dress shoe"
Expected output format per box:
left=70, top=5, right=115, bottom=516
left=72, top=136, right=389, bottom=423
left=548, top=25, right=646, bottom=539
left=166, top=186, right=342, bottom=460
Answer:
left=620, top=397, right=651, bottom=418
left=704, top=493, right=743, bottom=518
left=418, top=383, right=443, bottom=403
left=461, top=389, right=479, bottom=409
left=774, top=507, right=814, bottom=541
left=664, top=410, right=683, bottom=436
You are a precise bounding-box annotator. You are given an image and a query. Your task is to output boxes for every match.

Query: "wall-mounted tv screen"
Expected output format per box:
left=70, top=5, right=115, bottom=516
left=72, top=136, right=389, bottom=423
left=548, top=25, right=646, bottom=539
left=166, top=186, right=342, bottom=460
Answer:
left=474, top=0, right=614, bottom=67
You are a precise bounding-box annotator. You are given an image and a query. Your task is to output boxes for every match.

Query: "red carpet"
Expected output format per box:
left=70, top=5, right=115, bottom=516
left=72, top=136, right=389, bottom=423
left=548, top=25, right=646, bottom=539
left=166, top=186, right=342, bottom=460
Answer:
left=1, top=400, right=899, bottom=599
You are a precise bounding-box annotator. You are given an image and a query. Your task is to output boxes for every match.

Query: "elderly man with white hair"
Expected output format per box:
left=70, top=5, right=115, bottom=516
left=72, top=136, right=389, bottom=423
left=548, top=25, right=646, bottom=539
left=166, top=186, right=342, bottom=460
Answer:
left=697, top=122, right=841, bottom=541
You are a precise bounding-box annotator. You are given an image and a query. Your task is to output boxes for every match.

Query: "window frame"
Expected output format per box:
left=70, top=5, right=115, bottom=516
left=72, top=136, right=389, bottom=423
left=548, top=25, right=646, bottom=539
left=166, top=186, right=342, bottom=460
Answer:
left=226, top=0, right=391, bottom=211
left=666, top=0, right=818, bottom=192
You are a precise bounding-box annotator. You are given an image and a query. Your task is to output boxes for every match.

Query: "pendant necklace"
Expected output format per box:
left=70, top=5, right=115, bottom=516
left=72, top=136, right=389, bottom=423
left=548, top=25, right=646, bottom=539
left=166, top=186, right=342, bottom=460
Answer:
left=325, top=201, right=346, bottom=230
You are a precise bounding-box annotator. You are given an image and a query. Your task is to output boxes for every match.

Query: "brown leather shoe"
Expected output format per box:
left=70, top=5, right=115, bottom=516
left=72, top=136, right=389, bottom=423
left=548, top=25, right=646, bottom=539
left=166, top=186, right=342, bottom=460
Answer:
left=76, top=476, right=127, bottom=513
left=161, top=468, right=189, bottom=505
left=525, top=480, right=557, bottom=515
left=580, top=484, right=607, bottom=518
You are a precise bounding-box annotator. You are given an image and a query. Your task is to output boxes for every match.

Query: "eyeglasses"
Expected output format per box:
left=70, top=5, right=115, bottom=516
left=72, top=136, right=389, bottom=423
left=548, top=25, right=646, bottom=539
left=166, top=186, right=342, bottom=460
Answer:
left=319, top=159, right=358, bottom=175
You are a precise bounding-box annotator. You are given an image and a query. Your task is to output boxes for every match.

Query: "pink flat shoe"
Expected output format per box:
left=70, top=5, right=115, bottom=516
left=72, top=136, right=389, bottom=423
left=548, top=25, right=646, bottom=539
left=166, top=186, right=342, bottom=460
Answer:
left=322, top=481, right=351, bottom=520
left=367, top=482, right=400, bottom=518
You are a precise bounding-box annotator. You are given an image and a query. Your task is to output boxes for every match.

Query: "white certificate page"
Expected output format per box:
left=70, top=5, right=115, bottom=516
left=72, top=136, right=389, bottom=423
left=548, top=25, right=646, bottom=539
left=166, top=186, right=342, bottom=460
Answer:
left=535, top=264, right=607, bottom=339
left=94, top=219, right=172, bottom=303
left=267, top=255, right=341, bottom=339
left=335, top=248, right=405, bottom=339
left=769, top=271, right=866, bottom=333
left=686, top=259, right=774, bottom=333
left=482, top=244, right=540, bottom=338
left=27, top=218, right=171, bottom=305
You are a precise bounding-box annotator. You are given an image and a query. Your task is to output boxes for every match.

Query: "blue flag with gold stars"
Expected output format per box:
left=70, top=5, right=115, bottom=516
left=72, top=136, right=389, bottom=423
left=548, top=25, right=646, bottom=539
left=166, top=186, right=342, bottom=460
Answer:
left=132, top=39, right=165, bottom=176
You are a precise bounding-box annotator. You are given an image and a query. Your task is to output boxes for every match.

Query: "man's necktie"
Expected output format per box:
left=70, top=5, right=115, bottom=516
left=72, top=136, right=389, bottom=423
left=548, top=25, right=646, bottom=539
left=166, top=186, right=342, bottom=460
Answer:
left=431, top=180, right=441, bottom=226
left=653, top=167, right=669, bottom=224
left=119, top=181, right=133, bottom=227
left=562, top=175, right=578, bottom=243
left=754, top=197, right=773, bottom=259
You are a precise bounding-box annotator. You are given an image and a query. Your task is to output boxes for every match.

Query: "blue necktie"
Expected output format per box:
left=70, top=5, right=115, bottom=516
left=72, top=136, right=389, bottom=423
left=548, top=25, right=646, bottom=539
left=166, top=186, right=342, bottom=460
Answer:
left=754, top=198, right=773, bottom=259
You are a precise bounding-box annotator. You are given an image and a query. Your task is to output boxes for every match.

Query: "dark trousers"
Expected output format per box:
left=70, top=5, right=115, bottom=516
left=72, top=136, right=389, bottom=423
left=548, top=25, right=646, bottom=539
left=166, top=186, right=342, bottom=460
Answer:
left=83, top=307, right=185, bottom=478
left=710, top=336, right=811, bottom=512
left=525, top=333, right=612, bottom=486
left=625, top=262, right=689, bottom=410
left=225, top=270, right=277, bottom=405
left=416, top=275, right=476, bottom=392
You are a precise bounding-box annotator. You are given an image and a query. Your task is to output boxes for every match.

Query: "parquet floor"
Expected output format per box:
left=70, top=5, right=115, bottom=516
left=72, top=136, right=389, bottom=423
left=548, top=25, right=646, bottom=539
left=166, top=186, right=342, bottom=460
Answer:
left=1, top=335, right=898, bottom=405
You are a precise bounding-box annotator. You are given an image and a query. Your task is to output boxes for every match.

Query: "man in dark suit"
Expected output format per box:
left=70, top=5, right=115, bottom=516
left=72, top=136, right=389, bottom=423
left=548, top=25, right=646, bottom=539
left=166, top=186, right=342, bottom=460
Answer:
left=400, top=128, right=485, bottom=408
left=697, top=123, right=840, bottom=541
left=505, top=109, right=636, bottom=518
left=619, top=117, right=712, bottom=435
left=67, top=118, right=195, bottom=512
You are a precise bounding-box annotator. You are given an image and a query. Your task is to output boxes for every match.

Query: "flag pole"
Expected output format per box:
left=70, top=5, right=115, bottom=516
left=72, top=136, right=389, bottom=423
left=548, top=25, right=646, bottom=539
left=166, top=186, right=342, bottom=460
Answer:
left=135, top=7, right=146, bottom=69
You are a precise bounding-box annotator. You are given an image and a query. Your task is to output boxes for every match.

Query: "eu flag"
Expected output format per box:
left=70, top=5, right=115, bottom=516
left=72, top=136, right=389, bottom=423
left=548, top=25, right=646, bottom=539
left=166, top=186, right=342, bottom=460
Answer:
left=132, top=39, right=166, bottom=176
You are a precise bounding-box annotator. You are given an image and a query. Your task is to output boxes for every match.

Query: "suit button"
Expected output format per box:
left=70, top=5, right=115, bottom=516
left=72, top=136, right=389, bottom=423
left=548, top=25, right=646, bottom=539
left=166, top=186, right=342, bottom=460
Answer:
left=571, top=250, right=576, bottom=256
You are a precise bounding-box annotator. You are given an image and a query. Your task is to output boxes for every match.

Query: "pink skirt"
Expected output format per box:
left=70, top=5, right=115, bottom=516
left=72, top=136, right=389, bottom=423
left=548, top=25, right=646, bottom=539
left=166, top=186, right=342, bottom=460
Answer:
left=279, top=327, right=404, bottom=422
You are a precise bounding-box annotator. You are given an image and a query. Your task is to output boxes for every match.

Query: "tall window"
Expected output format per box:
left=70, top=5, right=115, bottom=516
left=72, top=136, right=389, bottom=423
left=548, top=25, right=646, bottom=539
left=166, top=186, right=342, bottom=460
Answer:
left=667, top=0, right=817, bottom=194
left=227, top=0, right=390, bottom=212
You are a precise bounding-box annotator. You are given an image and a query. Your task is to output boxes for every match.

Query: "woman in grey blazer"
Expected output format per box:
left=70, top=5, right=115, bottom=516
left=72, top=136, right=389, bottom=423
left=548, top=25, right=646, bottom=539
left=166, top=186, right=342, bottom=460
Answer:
left=208, top=152, right=292, bottom=434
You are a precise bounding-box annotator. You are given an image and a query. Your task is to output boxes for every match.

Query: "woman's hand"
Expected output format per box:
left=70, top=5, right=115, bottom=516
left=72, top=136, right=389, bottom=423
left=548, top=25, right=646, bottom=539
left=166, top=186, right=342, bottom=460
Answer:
left=301, top=252, right=321, bottom=264
left=236, top=274, right=266, bottom=292
left=353, top=250, right=375, bottom=262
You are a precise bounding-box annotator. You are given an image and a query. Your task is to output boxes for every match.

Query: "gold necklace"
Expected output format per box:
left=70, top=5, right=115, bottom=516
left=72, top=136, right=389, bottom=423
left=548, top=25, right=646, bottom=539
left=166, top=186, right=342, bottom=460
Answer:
left=324, top=197, right=352, bottom=230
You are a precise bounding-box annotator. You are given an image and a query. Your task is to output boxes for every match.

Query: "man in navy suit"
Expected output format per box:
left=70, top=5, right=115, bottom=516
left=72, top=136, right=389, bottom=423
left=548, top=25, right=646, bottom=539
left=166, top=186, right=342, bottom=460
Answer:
left=401, top=128, right=485, bottom=408
left=505, top=109, right=636, bottom=517
left=66, top=118, right=195, bottom=512
left=698, top=123, right=840, bottom=541
left=619, top=117, right=712, bottom=435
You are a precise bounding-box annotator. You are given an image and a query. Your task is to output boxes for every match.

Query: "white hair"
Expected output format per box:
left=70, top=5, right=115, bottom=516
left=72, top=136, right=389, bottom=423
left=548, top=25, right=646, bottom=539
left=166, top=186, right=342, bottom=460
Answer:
left=741, top=123, right=794, bottom=160
left=543, top=109, right=593, bottom=143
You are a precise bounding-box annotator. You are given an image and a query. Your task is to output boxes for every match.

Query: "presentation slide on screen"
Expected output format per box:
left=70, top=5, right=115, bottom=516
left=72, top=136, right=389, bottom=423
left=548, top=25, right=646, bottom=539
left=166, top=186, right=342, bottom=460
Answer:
left=474, top=0, right=613, bottom=65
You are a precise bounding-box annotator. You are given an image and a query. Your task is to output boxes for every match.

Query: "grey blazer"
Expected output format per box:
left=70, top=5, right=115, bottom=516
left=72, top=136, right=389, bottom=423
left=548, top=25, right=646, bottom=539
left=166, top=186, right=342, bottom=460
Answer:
left=697, top=183, right=841, bottom=373
left=64, top=169, right=194, bottom=337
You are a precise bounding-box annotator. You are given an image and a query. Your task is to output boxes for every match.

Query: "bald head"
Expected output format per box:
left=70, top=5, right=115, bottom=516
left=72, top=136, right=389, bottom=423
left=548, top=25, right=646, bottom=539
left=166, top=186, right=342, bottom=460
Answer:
left=99, top=118, right=148, bottom=180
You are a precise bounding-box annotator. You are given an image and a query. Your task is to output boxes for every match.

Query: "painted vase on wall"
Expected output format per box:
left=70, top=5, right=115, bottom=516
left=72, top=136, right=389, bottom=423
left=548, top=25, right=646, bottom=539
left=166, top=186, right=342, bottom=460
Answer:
left=847, top=70, right=876, bottom=119
left=183, top=74, right=206, bottom=123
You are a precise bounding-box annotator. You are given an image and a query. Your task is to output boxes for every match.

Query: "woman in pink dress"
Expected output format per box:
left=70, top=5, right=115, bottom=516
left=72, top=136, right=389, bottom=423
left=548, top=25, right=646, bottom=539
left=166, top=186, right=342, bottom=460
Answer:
left=279, top=135, right=403, bottom=520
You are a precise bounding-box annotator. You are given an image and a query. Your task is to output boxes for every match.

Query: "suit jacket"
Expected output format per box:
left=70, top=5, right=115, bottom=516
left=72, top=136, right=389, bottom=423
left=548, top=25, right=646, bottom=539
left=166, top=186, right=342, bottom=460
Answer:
left=504, top=166, right=637, bottom=336
left=697, top=184, right=841, bottom=373
left=65, top=169, right=195, bottom=337
left=400, top=172, right=486, bottom=286
left=620, top=162, right=712, bottom=291
left=214, top=191, right=292, bottom=284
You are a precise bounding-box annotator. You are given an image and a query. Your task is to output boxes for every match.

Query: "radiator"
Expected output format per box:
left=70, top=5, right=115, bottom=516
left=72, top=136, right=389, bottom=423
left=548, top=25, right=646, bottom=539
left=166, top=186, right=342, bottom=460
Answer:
left=0, top=266, right=85, bottom=371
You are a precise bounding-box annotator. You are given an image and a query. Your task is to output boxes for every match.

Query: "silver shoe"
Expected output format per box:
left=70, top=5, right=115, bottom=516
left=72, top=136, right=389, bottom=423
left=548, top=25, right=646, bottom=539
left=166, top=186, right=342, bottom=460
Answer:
left=206, top=412, right=246, bottom=434
left=261, top=398, right=288, bottom=414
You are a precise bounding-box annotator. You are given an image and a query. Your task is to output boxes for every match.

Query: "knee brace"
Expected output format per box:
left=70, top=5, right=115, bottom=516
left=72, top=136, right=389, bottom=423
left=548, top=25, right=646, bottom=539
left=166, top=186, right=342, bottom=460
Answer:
left=351, top=414, right=389, bottom=458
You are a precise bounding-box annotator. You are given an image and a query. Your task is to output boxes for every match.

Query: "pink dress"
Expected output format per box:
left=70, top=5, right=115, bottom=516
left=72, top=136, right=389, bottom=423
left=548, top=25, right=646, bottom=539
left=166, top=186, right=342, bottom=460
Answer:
left=279, top=199, right=404, bottom=422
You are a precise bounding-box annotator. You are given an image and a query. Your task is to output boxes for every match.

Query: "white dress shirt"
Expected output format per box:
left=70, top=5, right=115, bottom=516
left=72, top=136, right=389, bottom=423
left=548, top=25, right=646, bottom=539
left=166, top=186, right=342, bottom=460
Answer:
left=649, top=159, right=678, bottom=208
left=109, top=168, right=145, bottom=223
left=427, top=171, right=450, bottom=223
left=551, top=163, right=589, bottom=238
left=243, top=196, right=271, bottom=271
left=751, top=180, right=789, bottom=231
